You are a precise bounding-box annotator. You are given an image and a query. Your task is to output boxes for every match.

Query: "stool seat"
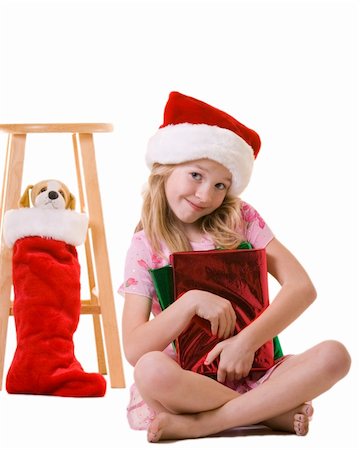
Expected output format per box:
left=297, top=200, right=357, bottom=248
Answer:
left=0, top=122, right=125, bottom=390
left=0, top=123, right=113, bottom=133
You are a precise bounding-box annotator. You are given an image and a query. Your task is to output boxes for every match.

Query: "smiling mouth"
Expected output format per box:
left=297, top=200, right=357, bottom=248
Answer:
left=186, top=199, right=205, bottom=211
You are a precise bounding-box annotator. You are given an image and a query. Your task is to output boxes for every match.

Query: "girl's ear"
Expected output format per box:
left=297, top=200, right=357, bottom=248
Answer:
left=67, top=193, right=76, bottom=210
left=19, top=185, right=34, bottom=208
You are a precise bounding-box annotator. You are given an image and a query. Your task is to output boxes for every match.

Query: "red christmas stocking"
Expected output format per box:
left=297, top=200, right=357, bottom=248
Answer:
left=4, top=208, right=106, bottom=397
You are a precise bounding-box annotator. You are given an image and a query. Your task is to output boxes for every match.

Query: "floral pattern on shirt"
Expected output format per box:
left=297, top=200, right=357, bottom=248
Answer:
left=125, top=277, right=138, bottom=288
left=241, top=202, right=265, bottom=229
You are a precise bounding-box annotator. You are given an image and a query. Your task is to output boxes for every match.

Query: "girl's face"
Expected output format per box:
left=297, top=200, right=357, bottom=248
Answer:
left=164, top=158, right=232, bottom=234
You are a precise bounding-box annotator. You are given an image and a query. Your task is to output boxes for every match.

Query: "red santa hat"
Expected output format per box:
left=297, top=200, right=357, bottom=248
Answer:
left=146, top=91, right=261, bottom=196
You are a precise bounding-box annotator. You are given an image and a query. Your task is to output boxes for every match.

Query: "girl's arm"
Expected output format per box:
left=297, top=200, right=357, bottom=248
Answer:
left=122, top=290, right=236, bottom=366
left=122, top=293, right=192, bottom=366
left=242, top=237, right=317, bottom=349
left=206, top=237, right=317, bottom=382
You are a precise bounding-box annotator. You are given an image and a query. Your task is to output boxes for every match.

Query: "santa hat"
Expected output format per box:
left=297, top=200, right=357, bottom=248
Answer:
left=146, top=91, right=261, bottom=196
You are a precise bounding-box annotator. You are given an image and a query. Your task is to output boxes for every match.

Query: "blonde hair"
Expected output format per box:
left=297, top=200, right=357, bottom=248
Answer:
left=136, top=163, right=245, bottom=255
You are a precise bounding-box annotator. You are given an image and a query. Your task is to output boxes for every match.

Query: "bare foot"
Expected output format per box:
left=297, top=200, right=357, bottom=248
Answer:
left=147, top=412, right=198, bottom=442
left=262, top=402, right=314, bottom=436
left=148, top=409, right=223, bottom=442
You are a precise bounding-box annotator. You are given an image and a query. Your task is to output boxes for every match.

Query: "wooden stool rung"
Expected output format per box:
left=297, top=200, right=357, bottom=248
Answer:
left=10, top=301, right=101, bottom=316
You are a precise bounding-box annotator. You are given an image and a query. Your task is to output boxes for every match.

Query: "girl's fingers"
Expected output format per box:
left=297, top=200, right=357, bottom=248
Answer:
left=205, top=343, right=222, bottom=365
left=216, top=366, right=227, bottom=384
left=214, top=311, right=226, bottom=338
left=210, top=316, right=219, bottom=337
left=224, top=305, right=236, bottom=339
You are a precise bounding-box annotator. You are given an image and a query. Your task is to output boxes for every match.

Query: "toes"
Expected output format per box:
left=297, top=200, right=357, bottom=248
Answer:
left=294, top=418, right=309, bottom=436
left=148, top=429, right=161, bottom=443
left=302, top=403, right=314, bottom=417
left=294, top=404, right=312, bottom=436
left=147, top=431, right=158, bottom=443
left=294, top=421, right=301, bottom=435
left=294, top=413, right=308, bottom=423
left=147, top=417, right=162, bottom=443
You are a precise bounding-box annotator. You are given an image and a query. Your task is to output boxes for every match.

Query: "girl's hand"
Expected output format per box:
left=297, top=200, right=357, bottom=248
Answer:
left=183, top=290, right=236, bottom=339
left=204, top=333, right=256, bottom=383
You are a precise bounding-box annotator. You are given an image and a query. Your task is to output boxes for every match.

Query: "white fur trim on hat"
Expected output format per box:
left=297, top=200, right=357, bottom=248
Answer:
left=146, top=123, right=254, bottom=196
left=3, top=208, right=88, bottom=248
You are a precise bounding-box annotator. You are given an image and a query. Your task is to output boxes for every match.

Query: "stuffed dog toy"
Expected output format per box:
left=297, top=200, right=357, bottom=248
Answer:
left=19, top=179, right=76, bottom=210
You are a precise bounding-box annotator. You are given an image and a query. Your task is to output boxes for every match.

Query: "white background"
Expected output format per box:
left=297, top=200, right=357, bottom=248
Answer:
left=0, top=0, right=359, bottom=449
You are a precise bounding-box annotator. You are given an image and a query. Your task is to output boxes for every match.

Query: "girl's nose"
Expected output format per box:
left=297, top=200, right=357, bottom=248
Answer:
left=195, top=184, right=212, bottom=203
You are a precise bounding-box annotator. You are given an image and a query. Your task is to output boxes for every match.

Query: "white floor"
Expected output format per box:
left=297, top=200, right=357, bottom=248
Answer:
left=1, top=349, right=359, bottom=450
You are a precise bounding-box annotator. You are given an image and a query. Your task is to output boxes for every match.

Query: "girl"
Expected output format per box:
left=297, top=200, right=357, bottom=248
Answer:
left=119, top=91, right=351, bottom=442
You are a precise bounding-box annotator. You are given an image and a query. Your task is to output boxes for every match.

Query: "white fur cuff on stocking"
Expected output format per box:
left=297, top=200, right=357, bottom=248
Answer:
left=3, top=208, right=89, bottom=248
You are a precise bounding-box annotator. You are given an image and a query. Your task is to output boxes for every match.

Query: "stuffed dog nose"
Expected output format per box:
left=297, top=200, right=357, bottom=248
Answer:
left=48, top=191, right=59, bottom=200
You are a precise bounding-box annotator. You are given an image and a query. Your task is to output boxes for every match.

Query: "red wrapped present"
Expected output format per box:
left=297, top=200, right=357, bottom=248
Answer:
left=170, top=248, right=274, bottom=378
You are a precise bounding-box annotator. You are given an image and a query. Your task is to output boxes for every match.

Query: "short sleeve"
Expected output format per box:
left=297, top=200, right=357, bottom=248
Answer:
left=118, top=231, right=162, bottom=300
left=241, top=201, right=274, bottom=249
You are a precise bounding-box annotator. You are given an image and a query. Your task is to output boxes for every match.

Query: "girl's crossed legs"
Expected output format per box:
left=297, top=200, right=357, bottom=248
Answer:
left=134, top=340, right=351, bottom=442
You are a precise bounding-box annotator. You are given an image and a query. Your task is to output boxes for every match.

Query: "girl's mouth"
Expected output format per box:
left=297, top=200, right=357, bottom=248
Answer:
left=186, top=199, right=205, bottom=212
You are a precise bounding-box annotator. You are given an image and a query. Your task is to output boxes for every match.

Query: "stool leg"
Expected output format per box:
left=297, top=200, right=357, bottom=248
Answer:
left=77, top=132, right=125, bottom=388
left=0, top=133, right=26, bottom=390
left=72, top=134, right=107, bottom=375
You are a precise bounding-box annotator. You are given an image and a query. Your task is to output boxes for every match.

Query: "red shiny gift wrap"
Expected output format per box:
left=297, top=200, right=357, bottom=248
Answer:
left=170, top=248, right=274, bottom=378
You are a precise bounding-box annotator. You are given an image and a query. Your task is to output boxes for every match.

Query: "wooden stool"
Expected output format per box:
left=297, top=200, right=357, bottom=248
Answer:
left=0, top=123, right=125, bottom=389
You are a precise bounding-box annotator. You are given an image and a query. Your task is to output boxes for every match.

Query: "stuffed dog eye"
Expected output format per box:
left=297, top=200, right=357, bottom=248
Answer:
left=59, top=190, right=66, bottom=199
left=40, top=187, right=47, bottom=193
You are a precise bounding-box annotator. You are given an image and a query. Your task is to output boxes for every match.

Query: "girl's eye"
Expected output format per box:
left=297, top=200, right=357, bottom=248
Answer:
left=215, top=183, right=226, bottom=191
left=191, top=172, right=202, bottom=181
left=40, top=187, right=47, bottom=193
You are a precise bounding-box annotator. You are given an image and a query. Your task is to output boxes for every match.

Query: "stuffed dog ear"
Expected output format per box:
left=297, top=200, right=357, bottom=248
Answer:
left=67, top=193, right=76, bottom=210
left=19, top=185, right=34, bottom=208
